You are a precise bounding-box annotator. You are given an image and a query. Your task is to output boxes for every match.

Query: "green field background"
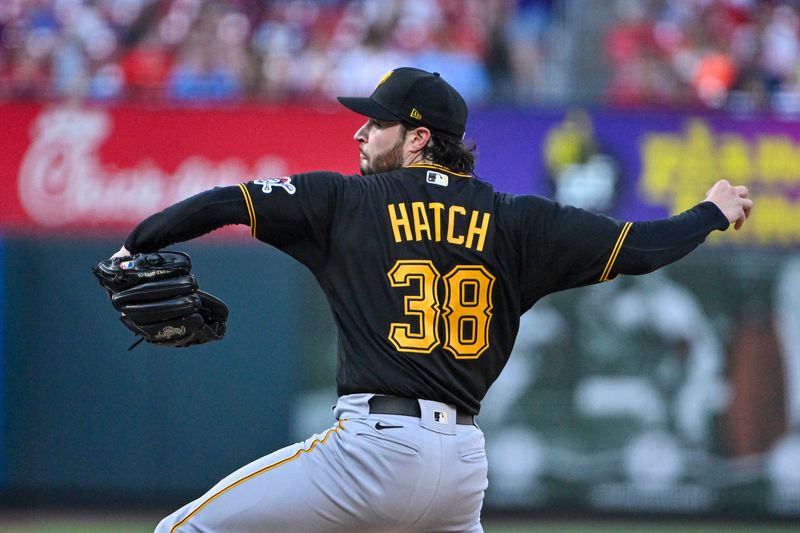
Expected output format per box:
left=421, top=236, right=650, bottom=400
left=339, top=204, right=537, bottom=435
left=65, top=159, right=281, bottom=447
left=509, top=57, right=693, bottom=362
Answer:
left=0, top=514, right=797, bottom=533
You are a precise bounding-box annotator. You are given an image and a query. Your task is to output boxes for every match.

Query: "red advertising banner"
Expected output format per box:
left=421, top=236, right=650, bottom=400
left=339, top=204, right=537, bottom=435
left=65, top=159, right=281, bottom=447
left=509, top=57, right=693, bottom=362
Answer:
left=4, top=103, right=799, bottom=248
left=1, top=103, right=363, bottom=231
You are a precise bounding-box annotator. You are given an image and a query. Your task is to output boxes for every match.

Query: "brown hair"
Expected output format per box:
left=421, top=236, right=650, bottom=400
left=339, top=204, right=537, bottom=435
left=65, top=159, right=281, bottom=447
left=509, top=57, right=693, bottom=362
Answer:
left=404, top=124, right=477, bottom=175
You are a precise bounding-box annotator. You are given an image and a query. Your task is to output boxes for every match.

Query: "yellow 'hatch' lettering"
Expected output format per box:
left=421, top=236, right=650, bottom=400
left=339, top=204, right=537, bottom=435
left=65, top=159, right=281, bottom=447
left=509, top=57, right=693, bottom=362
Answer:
left=387, top=202, right=491, bottom=252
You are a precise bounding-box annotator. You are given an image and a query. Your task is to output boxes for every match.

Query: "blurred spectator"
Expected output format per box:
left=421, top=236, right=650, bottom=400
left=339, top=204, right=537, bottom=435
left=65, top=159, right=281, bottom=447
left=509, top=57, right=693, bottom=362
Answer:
left=120, top=27, right=172, bottom=100
left=166, top=4, right=246, bottom=102
left=501, top=0, right=554, bottom=102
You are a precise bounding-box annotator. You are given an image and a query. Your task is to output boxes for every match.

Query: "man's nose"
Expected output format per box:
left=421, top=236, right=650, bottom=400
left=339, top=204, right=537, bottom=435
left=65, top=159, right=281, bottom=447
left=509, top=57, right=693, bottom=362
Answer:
left=354, top=122, right=368, bottom=142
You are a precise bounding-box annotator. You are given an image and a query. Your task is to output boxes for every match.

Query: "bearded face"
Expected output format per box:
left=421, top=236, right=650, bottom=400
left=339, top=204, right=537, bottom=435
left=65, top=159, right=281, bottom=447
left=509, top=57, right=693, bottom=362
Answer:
left=356, top=120, right=407, bottom=175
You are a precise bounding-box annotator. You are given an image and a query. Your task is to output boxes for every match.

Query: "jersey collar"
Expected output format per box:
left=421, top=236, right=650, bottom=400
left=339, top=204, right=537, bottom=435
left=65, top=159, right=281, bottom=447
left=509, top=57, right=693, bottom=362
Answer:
left=405, top=162, right=472, bottom=178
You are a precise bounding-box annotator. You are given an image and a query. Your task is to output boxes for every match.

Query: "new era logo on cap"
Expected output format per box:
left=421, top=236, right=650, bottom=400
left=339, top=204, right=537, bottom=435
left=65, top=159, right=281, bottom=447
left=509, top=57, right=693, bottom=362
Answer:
left=337, top=67, right=467, bottom=140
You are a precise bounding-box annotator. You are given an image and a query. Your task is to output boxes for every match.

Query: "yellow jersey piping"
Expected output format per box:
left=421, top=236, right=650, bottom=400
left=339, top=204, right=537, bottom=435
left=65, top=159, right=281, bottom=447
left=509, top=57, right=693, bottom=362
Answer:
left=170, top=419, right=346, bottom=532
left=405, top=163, right=472, bottom=178
left=237, top=183, right=256, bottom=237
left=599, top=222, right=632, bottom=282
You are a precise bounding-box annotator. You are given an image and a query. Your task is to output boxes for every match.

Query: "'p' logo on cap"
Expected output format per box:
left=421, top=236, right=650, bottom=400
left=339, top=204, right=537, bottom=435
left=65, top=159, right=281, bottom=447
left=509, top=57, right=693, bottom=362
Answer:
left=375, top=70, right=393, bottom=90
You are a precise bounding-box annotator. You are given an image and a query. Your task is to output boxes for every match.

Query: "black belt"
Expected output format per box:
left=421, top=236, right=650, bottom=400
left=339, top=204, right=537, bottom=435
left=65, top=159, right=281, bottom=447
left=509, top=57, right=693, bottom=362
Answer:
left=369, top=395, right=475, bottom=425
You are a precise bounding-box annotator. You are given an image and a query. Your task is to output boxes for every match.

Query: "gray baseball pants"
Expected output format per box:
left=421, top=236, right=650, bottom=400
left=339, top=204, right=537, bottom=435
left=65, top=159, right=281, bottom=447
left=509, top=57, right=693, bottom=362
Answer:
left=155, top=393, right=488, bottom=532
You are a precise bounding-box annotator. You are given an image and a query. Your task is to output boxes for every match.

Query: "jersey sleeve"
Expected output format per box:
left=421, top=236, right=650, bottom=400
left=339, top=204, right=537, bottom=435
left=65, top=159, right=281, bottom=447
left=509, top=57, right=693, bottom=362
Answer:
left=125, top=185, right=250, bottom=253
left=238, top=171, right=345, bottom=269
left=514, top=195, right=729, bottom=303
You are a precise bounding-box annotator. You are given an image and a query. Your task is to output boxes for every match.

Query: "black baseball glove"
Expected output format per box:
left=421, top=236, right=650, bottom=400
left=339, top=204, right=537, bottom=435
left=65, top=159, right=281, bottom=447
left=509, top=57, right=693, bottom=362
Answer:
left=93, top=251, right=228, bottom=349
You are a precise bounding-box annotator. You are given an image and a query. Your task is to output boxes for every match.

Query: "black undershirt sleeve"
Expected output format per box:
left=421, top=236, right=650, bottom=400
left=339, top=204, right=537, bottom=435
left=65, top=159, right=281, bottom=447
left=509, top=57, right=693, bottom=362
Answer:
left=613, top=201, right=729, bottom=276
left=124, top=186, right=248, bottom=253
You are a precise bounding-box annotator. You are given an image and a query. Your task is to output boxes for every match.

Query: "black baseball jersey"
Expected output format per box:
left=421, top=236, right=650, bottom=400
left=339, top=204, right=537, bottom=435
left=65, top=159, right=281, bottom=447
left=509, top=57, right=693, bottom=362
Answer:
left=233, top=164, right=727, bottom=414
left=126, top=163, right=728, bottom=415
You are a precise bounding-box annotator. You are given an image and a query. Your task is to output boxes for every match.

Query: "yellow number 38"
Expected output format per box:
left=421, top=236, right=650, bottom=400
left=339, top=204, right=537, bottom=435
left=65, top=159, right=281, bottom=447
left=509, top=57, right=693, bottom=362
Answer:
left=387, top=260, right=496, bottom=359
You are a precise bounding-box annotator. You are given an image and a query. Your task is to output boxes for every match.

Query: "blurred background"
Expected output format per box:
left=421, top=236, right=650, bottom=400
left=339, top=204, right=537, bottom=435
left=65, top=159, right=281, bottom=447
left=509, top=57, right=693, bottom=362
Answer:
left=2, top=0, right=800, bottom=531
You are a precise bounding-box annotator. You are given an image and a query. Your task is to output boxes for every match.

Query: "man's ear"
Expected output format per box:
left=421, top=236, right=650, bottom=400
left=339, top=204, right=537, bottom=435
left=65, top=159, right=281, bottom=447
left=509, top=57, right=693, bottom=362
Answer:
left=406, top=126, right=432, bottom=151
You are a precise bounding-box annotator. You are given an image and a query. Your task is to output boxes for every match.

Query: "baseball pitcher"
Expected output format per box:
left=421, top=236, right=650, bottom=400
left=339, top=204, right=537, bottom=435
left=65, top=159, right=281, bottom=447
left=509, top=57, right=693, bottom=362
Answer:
left=101, top=68, right=752, bottom=532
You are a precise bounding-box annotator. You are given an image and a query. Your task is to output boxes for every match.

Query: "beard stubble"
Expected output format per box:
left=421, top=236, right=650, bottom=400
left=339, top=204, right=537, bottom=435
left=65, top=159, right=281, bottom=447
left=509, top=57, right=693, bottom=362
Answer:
left=360, top=131, right=407, bottom=175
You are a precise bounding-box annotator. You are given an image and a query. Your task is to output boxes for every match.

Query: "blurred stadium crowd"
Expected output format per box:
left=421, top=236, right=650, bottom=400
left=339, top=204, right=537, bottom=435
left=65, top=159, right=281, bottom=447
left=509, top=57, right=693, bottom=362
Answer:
left=606, top=0, right=800, bottom=113
left=0, top=0, right=798, bottom=114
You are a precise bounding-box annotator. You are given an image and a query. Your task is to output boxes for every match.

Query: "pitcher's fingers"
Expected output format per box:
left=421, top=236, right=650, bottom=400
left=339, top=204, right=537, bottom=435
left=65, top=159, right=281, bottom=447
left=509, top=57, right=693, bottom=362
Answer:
left=707, top=179, right=730, bottom=197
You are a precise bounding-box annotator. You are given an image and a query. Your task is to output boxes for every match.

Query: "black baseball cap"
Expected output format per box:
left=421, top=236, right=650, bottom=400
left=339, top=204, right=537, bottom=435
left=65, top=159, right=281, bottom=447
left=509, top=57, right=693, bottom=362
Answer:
left=337, top=67, right=468, bottom=140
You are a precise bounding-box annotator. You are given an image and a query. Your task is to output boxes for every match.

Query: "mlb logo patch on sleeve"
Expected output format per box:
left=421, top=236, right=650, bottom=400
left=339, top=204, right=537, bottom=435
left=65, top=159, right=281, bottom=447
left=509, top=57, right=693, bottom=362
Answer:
left=426, top=171, right=449, bottom=187
left=255, top=177, right=296, bottom=195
